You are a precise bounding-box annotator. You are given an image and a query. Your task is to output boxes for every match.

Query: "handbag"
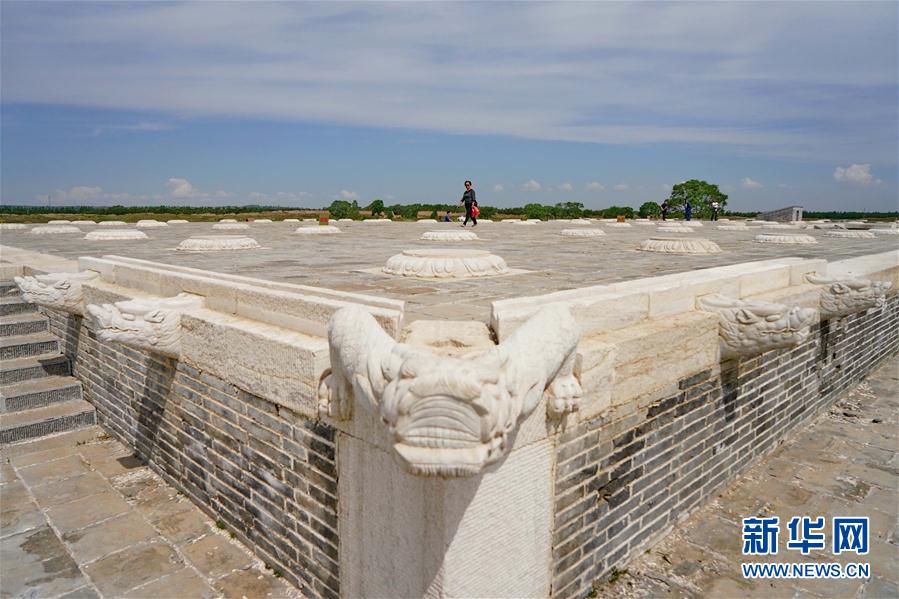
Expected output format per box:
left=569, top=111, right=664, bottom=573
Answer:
left=471, top=205, right=480, bottom=217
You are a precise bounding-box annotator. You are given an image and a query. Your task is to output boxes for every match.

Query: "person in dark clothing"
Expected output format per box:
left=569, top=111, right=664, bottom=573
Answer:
left=460, top=180, right=477, bottom=226
left=443, top=211, right=452, bottom=222
left=684, top=200, right=693, bottom=221
left=661, top=201, right=669, bottom=221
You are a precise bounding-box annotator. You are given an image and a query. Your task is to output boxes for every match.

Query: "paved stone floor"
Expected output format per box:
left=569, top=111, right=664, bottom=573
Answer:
left=1, top=427, right=301, bottom=598
left=595, top=357, right=899, bottom=599
left=3, top=220, right=896, bottom=323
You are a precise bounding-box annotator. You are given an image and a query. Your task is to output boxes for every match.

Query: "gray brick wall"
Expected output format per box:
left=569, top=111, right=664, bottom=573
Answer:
left=44, top=310, right=339, bottom=599
left=551, top=296, right=899, bottom=598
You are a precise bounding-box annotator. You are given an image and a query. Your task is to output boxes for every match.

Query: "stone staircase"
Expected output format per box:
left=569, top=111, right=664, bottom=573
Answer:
left=0, top=280, right=95, bottom=444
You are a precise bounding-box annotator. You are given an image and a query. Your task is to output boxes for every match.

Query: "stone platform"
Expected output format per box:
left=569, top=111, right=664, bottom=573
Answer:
left=2, top=220, right=895, bottom=322
left=1, top=426, right=298, bottom=598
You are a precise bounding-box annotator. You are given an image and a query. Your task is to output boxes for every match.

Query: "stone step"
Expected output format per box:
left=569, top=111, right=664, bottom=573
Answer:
left=0, top=332, right=59, bottom=360
left=0, top=313, right=49, bottom=337
left=0, top=281, right=19, bottom=298
left=0, top=297, right=37, bottom=317
left=1, top=376, right=83, bottom=413
left=0, top=399, right=96, bottom=445
left=0, top=353, right=71, bottom=386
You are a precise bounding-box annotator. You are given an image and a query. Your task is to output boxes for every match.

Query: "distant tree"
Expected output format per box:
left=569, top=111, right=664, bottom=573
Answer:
left=523, top=203, right=552, bottom=220
left=601, top=205, right=635, bottom=219
left=367, top=199, right=385, bottom=215
left=554, top=201, right=584, bottom=218
left=327, top=200, right=352, bottom=219
left=639, top=201, right=661, bottom=218
left=478, top=205, right=497, bottom=220
left=667, top=180, right=727, bottom=219
left=429, top=209, right=438, bottom=219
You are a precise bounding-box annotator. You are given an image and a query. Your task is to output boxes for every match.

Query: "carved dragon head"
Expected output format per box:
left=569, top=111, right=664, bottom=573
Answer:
left=86, top=293, right=202, bottom=358
left=806, top=274, right=892, bottom=318
left=319, top=305, right=581, bottom=477
left=14, top=271, right=98, bottom=314
left=701, top=295, right=817, bottom=359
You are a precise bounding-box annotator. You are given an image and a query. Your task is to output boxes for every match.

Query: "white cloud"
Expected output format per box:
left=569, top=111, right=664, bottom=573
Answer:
left=586, top=181, right=605, bottom=191
left=740, top=177, right=763, bottom=189
left=91, top=122, right=173, bottom=136
left=166, top=177, right=201, bottom=198
left=522, top=179, right=542, bottom=191
left=39, top=185, right=160, bottom=205
left=614, top=183, right=629, bottom=191
left=4, top=3, right=894, bottom=162
left=337, top=189, right=359, bottom=200
left=833, top=164, right=882, bottom=186
left=558, top=182, right=574, bottom=192
left=493, top=184, right=504, bottom=192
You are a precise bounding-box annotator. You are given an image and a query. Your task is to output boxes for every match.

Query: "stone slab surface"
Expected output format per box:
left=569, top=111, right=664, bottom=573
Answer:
left=594, top=357, right=899, bottom=598
left=3, top=221, right=895, bottom=322
left=0, top=426, right=301, bottom=598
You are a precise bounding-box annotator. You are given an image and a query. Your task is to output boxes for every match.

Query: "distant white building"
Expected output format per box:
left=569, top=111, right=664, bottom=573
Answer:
left=757, top=205, right=803, bottom=222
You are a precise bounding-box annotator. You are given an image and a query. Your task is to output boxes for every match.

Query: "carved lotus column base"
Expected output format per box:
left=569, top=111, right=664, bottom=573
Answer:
left=293, top=226, right=342, bottom=235
left=212, top=223, right=250, bottom=230
left=638, top=237, right=722, bottom=254
left=824, top=230, right=877, bottom=239
left=176, top=235, right=261, bottom=251
left=560, top=228, right=606, bottom=237
left=383, top=248, right=509, bottom=278
left=85, top=230, right=149, bottom=241
left=656, top=225, right=695, bottom=233
left=30, top=226, right=81, bottom=235
left=420, top=230, right=479, bottom=241
left=754, top=234, right=818, bottom=244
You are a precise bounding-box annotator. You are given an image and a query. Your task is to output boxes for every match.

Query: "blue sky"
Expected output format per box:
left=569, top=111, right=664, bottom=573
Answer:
left=2, top=1, right=897, bottom=211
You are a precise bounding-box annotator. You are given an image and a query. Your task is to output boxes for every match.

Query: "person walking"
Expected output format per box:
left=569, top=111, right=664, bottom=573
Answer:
left=684, top=200, right=693, bottom=221
left=661, top=201, right=669, bottom=221
left=460, top=180, right=477, bottom=226
left=711, top=201, right=720, bottom=221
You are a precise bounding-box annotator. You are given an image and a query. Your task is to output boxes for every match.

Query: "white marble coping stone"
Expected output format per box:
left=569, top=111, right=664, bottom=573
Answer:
left=167, top=219, right=189, bottom=224
left=219, top=218, right=238, bottom=223
left=253, top=219, right=274, bottom=223
left=604, top=222, right=633, bottom=228
left=136, top=220, right=168, bottom=228
left=657, top=226, right=694, bottom=233
left=79, top=254, right=404, bottom=337
left=293, top=225, right=342, bottom=235
left=70, top=220, right=98, bottom=225
left=416, top=219, right=439, bottom=223
left=512, top=221, right=537, bottom=226
left=762, top=223, right=800, bottom=229
left=490, top=257, right=827, bottom=340
left=337, top=218, right=355, bottom=222
left=755, top=233, right=818, bottom=244
left=684, top=221, right=703, bottom=227
left=364, top=219, right=393, bottom=223
left=47, top=220, right=71, bottom=225
left=85, top=229, right=149, bottom=241
left=826, top=251, right=899, bottom=290
left=212, top=222, right=250, bottom=230
left=303, top=218, right=317, bottom=222
left=31, top=225, right=81, bottom=235
left=0, top=223, right=27, bottom=230
left=871, top=227, right=899, bottom=235
left=824, top=230, right=877, bottom=239
left=283, top=218, right=300, bottom=222
left=98, top=221, right=128, bottom=227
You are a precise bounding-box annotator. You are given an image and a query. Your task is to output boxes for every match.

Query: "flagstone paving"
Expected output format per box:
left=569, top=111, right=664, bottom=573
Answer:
left=1, top=427, right=301, bottom=599
left=594, top=357, right=899, bottom=598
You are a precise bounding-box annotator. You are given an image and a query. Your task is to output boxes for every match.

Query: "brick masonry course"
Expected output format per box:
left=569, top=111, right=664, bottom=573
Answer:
left=45, top=309, right=339, bottom=599
left=550, top=295, right=899, bottom=598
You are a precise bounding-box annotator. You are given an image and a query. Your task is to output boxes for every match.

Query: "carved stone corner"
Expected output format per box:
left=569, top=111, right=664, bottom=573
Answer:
left=316, top=304, right=582, bottom=477
left=806, top=274, right=892, bottom=318
left=14, top=271, right=99, bottom=315
left=699, top=294, right=817, bottom=359
left=86, top=293, right=204, bottom=358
